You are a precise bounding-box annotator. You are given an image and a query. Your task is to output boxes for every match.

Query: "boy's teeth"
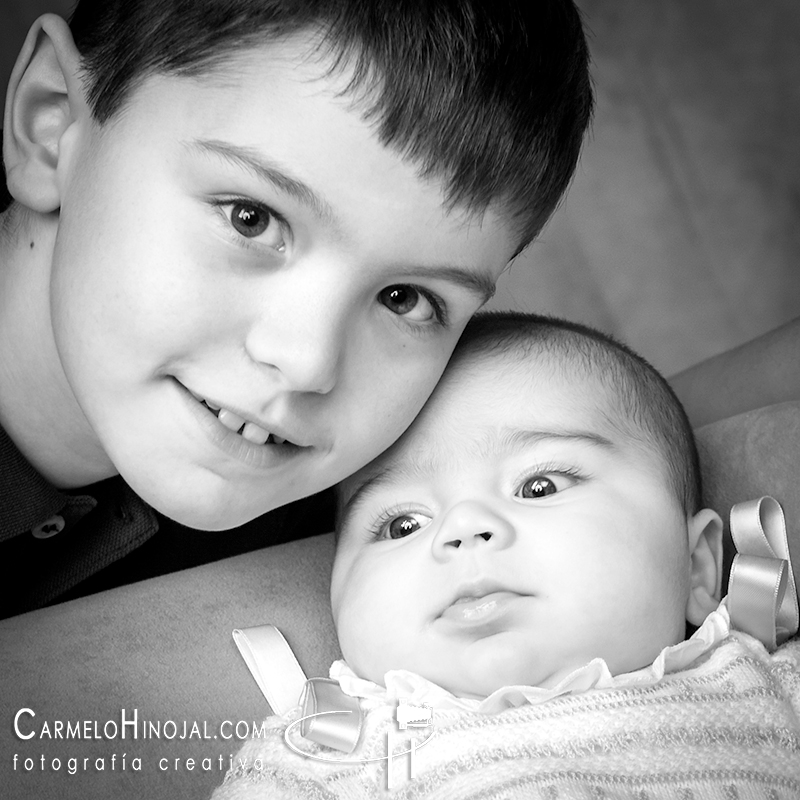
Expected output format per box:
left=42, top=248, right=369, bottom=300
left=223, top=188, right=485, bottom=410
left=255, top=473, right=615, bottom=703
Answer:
left=207, top=402, right=290, bottom=446
left=200, top=400, right=220, bottom=417
left=242, top=421, right=270, bottom=445
left=218, top=408, right=246, bottom=432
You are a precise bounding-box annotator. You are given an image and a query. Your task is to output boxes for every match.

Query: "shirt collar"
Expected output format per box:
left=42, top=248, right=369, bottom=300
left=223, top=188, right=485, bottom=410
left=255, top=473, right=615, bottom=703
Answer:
left=0, top=424, right=96, bottom=541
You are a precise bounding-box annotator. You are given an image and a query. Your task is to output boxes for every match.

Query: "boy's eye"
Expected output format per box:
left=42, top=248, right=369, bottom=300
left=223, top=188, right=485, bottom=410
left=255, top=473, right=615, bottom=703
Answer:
left=518, top=476, right=558, bottom=499
left=384, top=512, right=431, bottom=539
left=378, top=285, right=437, bottom=323
left=228, top=202, right=286, bottom=252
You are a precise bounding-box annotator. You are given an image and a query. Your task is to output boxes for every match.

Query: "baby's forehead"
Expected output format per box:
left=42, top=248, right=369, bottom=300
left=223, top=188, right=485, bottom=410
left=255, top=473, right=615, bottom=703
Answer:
left=439, top=346, right=617, bottom=419
left=411, top=347, right=650, bottom=459
left=338, top=354, right=626, bottom=501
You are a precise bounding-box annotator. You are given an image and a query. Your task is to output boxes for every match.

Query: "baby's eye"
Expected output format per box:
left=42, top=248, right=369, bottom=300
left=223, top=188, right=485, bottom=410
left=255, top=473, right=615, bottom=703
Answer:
left=378, top=285, right=440, bottom=323
left=517, top=475, right=559, bottom=499
left=227, top=202, right=286, bottom=252
left=383, top=512, right=432, bottom=539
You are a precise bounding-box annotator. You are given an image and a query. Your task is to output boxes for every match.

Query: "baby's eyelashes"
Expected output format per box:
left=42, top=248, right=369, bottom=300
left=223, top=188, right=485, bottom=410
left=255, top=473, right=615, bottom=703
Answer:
left=518, top=475, right=558, bottom=498
left=514, top=467, right=582, bottom=500
left=373, top=510, right=433, bottom=540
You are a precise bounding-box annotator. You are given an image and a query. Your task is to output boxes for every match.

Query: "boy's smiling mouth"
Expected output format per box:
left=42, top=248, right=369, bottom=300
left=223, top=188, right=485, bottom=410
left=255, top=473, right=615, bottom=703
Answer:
left=175, top=380, right=305, bottom=450
left=197, top=398, right=290, bottom=446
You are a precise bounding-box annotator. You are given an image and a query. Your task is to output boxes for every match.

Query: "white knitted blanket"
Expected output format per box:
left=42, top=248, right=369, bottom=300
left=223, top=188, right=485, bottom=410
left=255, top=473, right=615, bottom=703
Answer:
left=213, top=626, right=800, bottom=799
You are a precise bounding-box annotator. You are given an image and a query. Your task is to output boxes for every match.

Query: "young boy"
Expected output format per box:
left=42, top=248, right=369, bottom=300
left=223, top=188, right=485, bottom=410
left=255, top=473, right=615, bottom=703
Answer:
left=0, top=1, right=593, bottom=617
left=215, top=312, right=800, bottom=798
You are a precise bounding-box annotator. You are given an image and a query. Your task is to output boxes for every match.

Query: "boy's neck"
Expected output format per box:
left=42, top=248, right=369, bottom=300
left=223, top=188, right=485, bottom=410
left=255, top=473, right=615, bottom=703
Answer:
left=0, top=206, right=116, bottom=488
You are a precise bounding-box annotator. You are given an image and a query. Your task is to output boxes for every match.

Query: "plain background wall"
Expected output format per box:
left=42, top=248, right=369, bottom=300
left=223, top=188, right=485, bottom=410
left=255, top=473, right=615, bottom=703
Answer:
left=3, top=0, right=799, bottom=376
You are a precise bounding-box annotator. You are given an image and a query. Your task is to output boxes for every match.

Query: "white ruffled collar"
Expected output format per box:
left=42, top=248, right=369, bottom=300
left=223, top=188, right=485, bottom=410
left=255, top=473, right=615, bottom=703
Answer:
left=330, top=603, right=731, bottom=715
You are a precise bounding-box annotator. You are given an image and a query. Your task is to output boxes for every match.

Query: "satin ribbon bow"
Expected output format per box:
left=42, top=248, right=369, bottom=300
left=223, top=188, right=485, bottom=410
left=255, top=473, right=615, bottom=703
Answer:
left=232, top=625, right=364, bottom=754
left=298, top=677, right=363, bottom=753
left=727, top=496, right=798, bottom=650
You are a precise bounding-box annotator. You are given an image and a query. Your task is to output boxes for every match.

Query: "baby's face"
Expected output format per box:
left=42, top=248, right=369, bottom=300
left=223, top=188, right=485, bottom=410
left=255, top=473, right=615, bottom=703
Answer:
left=45, top=35, right=514, bottom=528
left=331, top=353, right=696, bottom=697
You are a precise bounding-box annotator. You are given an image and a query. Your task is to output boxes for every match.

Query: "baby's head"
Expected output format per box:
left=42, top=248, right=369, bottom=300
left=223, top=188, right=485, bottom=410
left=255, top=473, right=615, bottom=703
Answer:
left=2, top=1, right=592, bottom=529
left=332, top=312, right=723, bottom=698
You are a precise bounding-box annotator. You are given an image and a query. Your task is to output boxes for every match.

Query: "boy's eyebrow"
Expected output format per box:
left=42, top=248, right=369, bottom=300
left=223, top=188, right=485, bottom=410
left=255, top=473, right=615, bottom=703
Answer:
left=185, top=138, right=338, bottom=226
left=338, top=428, right=616, bottom=533
left=185, top=138, right=497, bottom=303
left=393, top=265, right=497, bottom=304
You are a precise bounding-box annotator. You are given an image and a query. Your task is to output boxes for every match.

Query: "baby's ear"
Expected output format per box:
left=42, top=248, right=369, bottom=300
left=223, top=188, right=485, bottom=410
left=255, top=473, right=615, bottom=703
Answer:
left=685, top=507, right=724, bottom=626
left=3, top=14, right=88, bottom=213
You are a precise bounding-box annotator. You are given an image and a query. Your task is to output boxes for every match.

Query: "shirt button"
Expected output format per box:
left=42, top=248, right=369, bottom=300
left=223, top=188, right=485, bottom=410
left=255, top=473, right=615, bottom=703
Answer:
left=31, top=515, right=66, bottom=539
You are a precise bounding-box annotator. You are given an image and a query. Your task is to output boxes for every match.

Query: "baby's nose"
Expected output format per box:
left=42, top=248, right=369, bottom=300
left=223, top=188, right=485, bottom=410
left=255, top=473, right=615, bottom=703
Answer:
left=432, top=501, right=514, bottom=559
left=443, top=530, right=494, bottom=549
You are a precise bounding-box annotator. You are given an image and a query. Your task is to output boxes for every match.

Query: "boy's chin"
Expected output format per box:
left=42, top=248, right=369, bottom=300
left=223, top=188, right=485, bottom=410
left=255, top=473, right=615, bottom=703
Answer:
left=126, top=473, right=281, bottom=531
left=153, top=499, right=264, bottom=531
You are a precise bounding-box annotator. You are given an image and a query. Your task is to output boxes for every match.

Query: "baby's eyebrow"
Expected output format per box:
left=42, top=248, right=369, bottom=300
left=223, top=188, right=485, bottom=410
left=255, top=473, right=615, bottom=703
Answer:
left=337, top=468, right=399, bottom=535
left=184, top=137, right=339, bottom=226
left=499, top=428, right=616, bottom=452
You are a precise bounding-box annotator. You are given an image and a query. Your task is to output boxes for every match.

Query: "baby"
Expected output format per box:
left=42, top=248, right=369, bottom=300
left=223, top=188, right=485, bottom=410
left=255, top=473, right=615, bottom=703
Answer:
left=216, top=313, right=800, bottom=798
left=332, top=312, right=723, bottom=698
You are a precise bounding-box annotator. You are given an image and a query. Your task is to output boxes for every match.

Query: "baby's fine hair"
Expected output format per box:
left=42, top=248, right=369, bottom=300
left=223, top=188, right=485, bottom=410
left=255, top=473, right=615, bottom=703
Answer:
left=68, top=0, right=593, bottom=250
left=455, top=312, right=702, bottom=515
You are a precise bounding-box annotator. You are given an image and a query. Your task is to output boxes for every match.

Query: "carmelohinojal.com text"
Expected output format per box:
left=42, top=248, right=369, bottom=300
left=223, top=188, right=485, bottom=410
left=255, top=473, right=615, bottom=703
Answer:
left=11, top=707, right=269, bottom=776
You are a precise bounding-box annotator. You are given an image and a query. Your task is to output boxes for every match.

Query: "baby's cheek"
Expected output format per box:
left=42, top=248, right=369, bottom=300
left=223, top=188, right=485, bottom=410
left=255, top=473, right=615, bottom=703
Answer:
left=329, top=546, right=362, bottom=616
left=330, top=554, right=408, bottom=679
left=633, top=577, right=688, bottom=652
left=336, top=613, right=387, bottom=683
left=333, top=614, right=359, bottom=667
left=332, top=585, right=372, bottom=648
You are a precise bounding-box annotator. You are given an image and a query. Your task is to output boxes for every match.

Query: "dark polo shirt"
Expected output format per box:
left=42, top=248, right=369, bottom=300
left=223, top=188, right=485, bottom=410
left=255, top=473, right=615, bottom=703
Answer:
left=0, top=424, right=335, bottom=619
left=0, top=424, right=158, bottom=616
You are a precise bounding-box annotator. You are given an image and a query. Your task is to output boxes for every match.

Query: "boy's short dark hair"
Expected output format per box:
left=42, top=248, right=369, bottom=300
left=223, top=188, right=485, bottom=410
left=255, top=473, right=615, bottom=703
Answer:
left=456, top=311, right=703, bottom=515
left=69, top=0, right=593, bottom=250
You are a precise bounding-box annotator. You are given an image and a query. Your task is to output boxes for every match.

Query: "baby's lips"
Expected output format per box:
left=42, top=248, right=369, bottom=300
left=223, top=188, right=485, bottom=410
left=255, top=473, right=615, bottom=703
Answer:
left=440, top=590, right=521, bottom=626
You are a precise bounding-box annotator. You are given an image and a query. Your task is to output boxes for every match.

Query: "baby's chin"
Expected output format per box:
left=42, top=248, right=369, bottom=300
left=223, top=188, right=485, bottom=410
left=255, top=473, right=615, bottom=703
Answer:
left=353, top=658, right=568, bottom=699
left=354, top=640, right=679, bottom=699
left=348, top=644, right=589, bottom=699
left=430, top=652, right=611, bottom=698
left=440, top=672, right=550, bottom=698
left=442, top=654, right=549, bottom=697
left=400, top=661, right=563, bottom=699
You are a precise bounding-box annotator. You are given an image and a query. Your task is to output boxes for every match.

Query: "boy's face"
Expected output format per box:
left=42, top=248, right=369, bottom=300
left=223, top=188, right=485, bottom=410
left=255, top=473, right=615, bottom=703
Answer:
left=47, top=38, right=514, bottom=528
left=332, top=352, right=695, bottom=698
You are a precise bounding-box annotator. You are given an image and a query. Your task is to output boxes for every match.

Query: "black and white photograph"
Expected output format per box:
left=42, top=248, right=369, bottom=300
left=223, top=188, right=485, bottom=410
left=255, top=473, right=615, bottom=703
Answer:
left=1, top=1, right=798, bottom=798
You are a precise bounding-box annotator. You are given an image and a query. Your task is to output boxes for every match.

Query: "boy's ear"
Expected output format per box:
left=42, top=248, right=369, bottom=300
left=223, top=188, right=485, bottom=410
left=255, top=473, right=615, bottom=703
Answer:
left=3, top=14, right=89, bottom=213
left=685, top=507, right=724, bottom=626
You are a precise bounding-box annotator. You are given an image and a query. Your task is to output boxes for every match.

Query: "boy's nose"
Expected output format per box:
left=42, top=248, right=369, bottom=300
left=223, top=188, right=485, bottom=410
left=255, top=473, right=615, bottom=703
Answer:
left=432, top=501, right=515, bottom=561
left=244, top=277, right=346, bottom=395
left=246, top=321, right=340, bottom=394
